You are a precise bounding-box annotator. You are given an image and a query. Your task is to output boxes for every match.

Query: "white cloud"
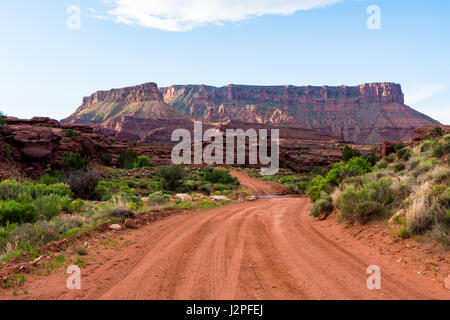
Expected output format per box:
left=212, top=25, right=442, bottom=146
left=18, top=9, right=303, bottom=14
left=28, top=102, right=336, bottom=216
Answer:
left=404, top=83, right=446, bottom=105
left=104, top=0, right=343, bottom=31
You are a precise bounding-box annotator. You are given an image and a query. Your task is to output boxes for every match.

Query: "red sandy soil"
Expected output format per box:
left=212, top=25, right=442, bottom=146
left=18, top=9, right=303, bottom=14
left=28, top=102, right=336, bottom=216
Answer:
left=1, top=173, right=449, bottom=300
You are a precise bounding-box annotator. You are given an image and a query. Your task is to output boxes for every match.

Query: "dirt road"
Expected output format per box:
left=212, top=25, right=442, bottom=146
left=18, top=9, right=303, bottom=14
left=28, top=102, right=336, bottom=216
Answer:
left=5, top=197, right=447, bottom=300
left=2, top=171, right=448, bottom=300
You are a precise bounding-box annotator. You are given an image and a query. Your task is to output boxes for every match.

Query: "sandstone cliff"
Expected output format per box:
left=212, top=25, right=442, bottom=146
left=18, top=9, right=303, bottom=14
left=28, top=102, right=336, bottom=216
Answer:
left=160, top=83, right=439, bottom=144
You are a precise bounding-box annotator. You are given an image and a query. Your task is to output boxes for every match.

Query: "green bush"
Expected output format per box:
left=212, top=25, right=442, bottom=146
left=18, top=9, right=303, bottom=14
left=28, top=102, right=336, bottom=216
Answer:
left=336, top=178, right=392, bottom=223
left=62, top=129, right=80, bottom=138
left=0, top=111, right=6, bottom=130
left=157, top=165, right=185, bottom=191
left=0, top=201, right=38, bottom=226
left=148, top=191, right=170, bottom=205
left=385, top=154, right=396, bottom=163
left=391, top=162, right=406, bottom=172
left=136, top=155, right=153, bottom=168
left=34, top=195, right=61, bottom=220
left=63, top=151, right=90, bottom=170
left=420, top=141, right=434, bottom=152
left=376, top=160, right=388, bottom=169
left=342, top=145, right=360, bottom=162
left=396, top=147, right=412, bottom=161
left=433, top=141, right=450, bottom=158
left=201, top=167, right=238, bottom=185
left=354, top=201, right=385, bottom=224
left=310, top=192, right=333, bottom=218
left=118, top=150, right=138, bottom=169
left=6, top=222, right=59, bottom=249
left=101, top=153, right=112, bottom=166
left=433, top=126, right=443, bottom=137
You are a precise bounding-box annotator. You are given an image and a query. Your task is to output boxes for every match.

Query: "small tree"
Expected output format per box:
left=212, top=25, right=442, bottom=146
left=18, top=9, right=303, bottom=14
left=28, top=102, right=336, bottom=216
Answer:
left=342, top=145, right=360, bottom=162
left=157, top=165, right=185, bottom=191
left=137, top=155, right=152, bottom=168
left=118, top=150, right=138, bottom=169
left=63, top=151, right=90, bottom=170
left=0, top=111, right=6, bottom=130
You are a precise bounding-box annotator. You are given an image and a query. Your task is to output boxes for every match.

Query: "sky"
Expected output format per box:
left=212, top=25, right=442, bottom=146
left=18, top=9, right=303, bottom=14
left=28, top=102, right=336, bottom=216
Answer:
left=0, top=0, right=449, bottom=123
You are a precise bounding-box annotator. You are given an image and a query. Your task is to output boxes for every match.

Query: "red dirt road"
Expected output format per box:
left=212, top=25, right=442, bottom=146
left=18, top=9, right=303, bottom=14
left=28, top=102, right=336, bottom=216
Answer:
left=4, top=196, right=448, bottom=300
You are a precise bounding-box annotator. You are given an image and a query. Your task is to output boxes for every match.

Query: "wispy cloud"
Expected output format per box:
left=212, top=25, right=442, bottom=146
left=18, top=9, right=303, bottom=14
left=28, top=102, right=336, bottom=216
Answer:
left=404, top=83, right=446, bottom=105
left=102, top=0, right=343, bottom=31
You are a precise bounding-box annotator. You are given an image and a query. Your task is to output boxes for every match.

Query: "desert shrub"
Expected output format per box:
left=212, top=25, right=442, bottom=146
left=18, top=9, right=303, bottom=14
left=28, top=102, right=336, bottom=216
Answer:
left=432, top=141, right=450, bottom=158
left=391, top=162, right=406, bottom=173
left=336, top=178, right=392, bottom=223
left=103, top=196, right=135, bottom=221
left=101, top=153, right=112, bottom=166
left=405, top=192, right=435, bottom=235
left=433, top=126, right=443, bottom=137
left=64, top=170, right=100, bottom=200
left=407, top=157, right=420, bottom=171
left=136, top=155, right=152, bottom=168
left=438, top=187, right=450, bottom=206
left=354, top=201, right=385, bottom=224
left=39, top=171, right=64, bottom=185
left=200, top=183, right=213, bottom=195
left=430, top=223, right=449, bottom=246
left=417, top=159, right=435, bottom=173
left=52, top=215, right=84, bottom=235
left=118, top=150, right=138, bottom=169
left=6, top=222, right=59, bottom=249
left=376, top=160, right=388, bottom=169
left=396, top=147, right=412, bottom=161
left=342, top=145, right=360, bottom=162
left=147, top=191, right=170, bottom=205
left=60, top=197, right=84, bottom=214
left=0, top=201, right=38, bottom=226
left=0, top=111, right=6, bottom=130
left=201, top=167, right=238, bottom=185
left=420, top=141, right=434, bottom=152
left=307, top=175, right=329, bottom=202
left=310, top=192, right=333, bottom=218
left=62, top=129, right=80, bottom=138
left=295, top=181, right=308, bottom=194
left=63, top=151, right=90, bottom=170
left=76, top=247, right=88, bottom=256
left=157, top=165, right=185, bottom=191
left=385, top=154, right=396, bottom=163
left=34, top=194, right=61, bottom=220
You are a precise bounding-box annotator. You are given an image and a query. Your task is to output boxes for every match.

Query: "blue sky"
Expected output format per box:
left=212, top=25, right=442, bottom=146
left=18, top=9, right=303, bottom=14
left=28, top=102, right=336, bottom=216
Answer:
left=0, top=0, right=449, bottom=123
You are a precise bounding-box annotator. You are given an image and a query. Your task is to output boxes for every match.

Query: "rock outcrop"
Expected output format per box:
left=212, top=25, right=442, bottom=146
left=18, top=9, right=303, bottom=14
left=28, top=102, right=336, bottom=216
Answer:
left=62, top=82, right=189, bottom=128
left=0, top=117, right=173, bottom=179
left=161, top=83, right=439, bottom=144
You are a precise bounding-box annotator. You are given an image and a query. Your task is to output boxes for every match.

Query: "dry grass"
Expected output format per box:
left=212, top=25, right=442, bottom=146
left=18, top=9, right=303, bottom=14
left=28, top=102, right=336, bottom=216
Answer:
left=405, top=183, right=436, bottom=235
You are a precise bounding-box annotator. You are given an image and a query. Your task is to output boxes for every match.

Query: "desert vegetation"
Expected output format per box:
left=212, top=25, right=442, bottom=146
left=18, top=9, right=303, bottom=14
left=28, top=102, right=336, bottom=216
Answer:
left=308, top=132, right=450, bottom=246
left=0, top=148, right=243, bottom=264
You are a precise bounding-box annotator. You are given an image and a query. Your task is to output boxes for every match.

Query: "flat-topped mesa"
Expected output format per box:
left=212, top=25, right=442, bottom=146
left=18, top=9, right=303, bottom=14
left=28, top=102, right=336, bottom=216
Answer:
left=160, top=82, right=435, bottom=144
left=80, top=82, right=163, bottom=110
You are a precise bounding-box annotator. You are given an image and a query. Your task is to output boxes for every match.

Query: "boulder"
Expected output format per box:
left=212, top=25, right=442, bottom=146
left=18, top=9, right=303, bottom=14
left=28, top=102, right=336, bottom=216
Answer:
left=109, top=224, right=122, bottom=231
left=176, top=193, right=192, bottom=202
left=211, top=195, right=231, bottom=201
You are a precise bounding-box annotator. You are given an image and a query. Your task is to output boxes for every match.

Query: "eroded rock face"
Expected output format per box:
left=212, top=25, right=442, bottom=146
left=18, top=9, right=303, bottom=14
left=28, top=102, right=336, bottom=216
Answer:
left=160, top=83, right=439, bottom=144
left=62, top=82, right=188, bottom=126
left=0, top=117, right=173, bottom=179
